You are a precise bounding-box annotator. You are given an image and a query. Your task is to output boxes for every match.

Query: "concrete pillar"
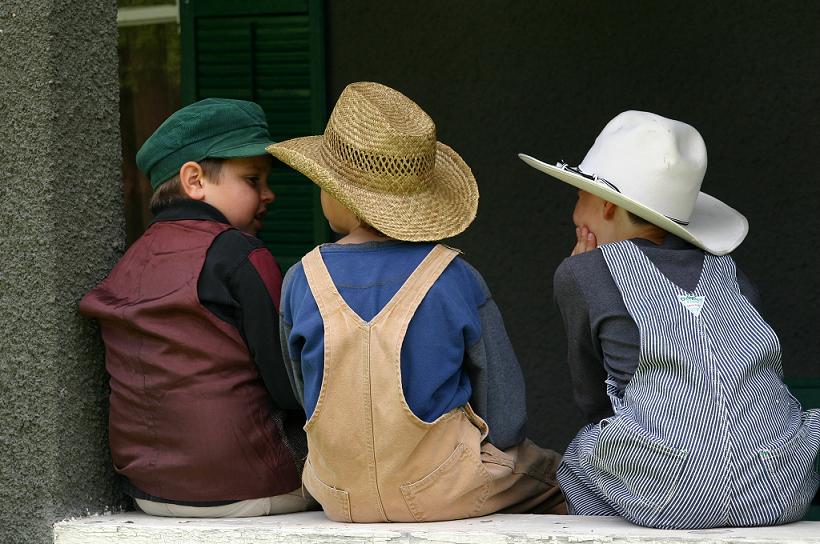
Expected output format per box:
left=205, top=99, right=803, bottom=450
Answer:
left=0, top=1, right=126, bottom=542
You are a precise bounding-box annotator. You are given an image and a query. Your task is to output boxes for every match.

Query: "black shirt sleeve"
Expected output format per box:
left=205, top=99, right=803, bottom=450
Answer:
left=198, top=229, right=300, bottom=411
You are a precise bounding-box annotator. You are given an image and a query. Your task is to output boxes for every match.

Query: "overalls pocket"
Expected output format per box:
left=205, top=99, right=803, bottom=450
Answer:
left=302, top=459, right=352, bottom=522
left=758, top=409, right=820, bottom=524
left=400, top=442, right=491, bottom=522
left=584, top=418, right=688, bottom=517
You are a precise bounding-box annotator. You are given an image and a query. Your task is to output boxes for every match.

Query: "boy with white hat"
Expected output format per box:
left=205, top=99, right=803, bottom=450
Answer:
left=268, top=82, right=566, bottom=522
left=520, top=111, right=819, bottom=528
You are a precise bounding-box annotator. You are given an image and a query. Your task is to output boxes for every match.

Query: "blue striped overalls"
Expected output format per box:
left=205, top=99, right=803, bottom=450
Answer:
left=558, top=240, right=820, bottom=529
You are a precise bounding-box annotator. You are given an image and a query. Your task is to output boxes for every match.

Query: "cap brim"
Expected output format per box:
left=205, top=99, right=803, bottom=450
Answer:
left=518, top=153, right=748, bottom=255
left=268, top=137, right=478, bottom=241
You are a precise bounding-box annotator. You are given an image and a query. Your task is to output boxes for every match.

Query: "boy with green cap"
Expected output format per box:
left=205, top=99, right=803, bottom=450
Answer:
left=80, top=98, right=311, bottom=517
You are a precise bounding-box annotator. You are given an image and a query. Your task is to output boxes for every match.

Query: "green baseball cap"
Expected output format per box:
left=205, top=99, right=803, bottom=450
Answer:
left=136, top=98, right=276, bottom=190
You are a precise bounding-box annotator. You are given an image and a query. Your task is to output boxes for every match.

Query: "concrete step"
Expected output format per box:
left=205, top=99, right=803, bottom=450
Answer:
left=53, top=511, right=820, bottom=544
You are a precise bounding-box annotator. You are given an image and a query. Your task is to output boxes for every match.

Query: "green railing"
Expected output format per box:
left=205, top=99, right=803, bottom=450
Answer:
left=786, top=378, right=820, bottom=521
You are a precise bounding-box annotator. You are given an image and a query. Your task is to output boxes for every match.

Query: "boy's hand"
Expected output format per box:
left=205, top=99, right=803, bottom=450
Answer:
left=571, top=226, right=598, bottom=256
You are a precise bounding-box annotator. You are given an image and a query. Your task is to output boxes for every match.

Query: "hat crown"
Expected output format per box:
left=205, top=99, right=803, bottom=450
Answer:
left=320, top=82, right=437, bottom=195
left=578, top=110, right=707, bottom=223
left=136, top=98, right=273, bottom=189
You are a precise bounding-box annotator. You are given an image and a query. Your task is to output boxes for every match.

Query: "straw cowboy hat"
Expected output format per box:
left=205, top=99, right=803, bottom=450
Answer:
left=267, top=82, right=478, bottom=241
left=519, top=111, right=748, bottom=255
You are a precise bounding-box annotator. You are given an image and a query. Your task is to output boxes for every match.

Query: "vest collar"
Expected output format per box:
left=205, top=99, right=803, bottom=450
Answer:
left=151, top=200, right=230, bottom=225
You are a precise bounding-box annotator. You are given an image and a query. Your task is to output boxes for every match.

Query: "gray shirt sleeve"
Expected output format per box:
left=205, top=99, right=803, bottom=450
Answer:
left=554, top=257, right=619, bottom=424
left=462, top=262, right=527, bottom=450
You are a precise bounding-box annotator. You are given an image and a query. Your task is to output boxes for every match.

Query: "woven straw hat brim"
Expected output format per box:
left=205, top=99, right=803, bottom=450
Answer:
left=269, top=136, right=478, bottom=242
left=519, top=153, right=748, bottom=255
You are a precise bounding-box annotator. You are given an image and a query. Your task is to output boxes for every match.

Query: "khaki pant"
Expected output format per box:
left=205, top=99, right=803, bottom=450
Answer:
left=135, top=487, right=315, bottom=518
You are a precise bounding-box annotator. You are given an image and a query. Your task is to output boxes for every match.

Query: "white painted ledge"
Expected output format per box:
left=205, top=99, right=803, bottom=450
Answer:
left=53, top=511, right=820, bottom=544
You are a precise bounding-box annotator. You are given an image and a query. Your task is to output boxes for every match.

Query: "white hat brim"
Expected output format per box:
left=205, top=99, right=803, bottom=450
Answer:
left=518, top=153, right=748, bottom=255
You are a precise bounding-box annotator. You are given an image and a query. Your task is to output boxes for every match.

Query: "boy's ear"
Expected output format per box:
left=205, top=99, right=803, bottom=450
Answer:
left=602, top=200, right=618, bottom=220
left=179, top=161, right=206, bottom=200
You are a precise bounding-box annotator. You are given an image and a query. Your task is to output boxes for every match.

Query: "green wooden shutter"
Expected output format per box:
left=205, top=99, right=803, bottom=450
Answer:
left=784, top=378, right=820, bottom=520
left=180, top=0, right=329, bottom=270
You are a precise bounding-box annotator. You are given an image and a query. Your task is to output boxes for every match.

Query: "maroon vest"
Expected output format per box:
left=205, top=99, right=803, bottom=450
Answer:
left=80, top=220, right=299, bottom=501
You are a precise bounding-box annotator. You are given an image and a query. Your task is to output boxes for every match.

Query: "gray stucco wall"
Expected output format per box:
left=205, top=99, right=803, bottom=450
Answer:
left=326, top=1, right=820, bottom=449
left=0, top=1, right=126, bottom=542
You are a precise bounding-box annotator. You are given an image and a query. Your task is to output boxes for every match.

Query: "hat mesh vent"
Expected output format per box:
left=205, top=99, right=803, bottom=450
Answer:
left=323, top=127, right=434, bottom=194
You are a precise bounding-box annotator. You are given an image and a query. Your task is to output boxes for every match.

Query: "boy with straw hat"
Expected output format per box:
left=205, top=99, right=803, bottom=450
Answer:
left=268, top=82, right=566, bottom=522
left=519, top=110, right=819, bottom=528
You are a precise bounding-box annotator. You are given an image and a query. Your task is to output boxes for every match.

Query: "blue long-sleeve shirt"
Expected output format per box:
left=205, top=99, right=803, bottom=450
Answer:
left=280, top=240, right=527, bottom=449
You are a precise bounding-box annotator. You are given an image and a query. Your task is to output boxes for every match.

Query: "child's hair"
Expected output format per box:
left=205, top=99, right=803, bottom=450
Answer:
left=359, top=221, right=386, bottom=238
left=627, top=211, right=651, bottom=226
left=149, top=158, right=224, bottom=214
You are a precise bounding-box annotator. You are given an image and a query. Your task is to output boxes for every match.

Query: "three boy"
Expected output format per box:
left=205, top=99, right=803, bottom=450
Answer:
left=83, top=89, right=817, bottom=529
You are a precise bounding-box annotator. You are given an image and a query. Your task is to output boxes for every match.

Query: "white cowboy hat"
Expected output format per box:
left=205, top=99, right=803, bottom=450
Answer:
left=519, top=110, right=748, bottom=255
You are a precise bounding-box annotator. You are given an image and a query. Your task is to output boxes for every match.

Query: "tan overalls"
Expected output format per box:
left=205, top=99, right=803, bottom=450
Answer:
left=300, top=244, right=566, bottom=522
